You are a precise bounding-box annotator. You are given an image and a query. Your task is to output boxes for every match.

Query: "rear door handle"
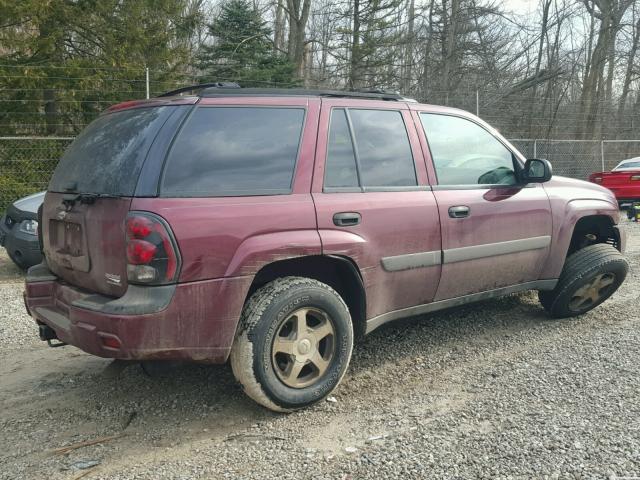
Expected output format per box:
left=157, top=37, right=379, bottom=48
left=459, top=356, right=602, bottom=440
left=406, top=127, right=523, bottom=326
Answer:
left=333, top=212, right=361, bottom=227
left=448, top=205, right=470, bottom=218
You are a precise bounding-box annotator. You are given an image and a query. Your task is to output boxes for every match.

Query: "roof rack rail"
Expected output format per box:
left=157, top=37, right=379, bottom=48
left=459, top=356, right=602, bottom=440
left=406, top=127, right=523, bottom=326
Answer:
left=199, top=87, right=412, bottom=102
left=157, top=82, right=240, bottom=97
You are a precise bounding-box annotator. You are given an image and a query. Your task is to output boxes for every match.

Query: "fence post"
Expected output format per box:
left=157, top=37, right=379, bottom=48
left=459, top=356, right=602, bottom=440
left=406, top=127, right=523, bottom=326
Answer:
left=476, top=89, right=479, bottom=116
left=533, top=139, right=537, bottom=158
left=600, top=140, right=605, bottom=171
left=145, top=67, right=150, bottom=99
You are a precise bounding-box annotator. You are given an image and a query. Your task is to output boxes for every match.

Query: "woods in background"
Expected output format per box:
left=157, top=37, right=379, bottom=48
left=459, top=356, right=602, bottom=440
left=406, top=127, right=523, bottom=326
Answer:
left=0, top=0, right=639, bottom=140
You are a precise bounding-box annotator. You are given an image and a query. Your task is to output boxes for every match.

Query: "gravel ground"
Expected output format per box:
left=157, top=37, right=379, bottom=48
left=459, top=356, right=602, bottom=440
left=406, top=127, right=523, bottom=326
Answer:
left=0, top=220, right=639, bottom=480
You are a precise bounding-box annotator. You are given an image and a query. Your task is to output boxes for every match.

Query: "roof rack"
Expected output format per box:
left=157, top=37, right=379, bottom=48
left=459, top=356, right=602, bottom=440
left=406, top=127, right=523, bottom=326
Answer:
left=157, top=82, right=240, bottom=97
left=157, top=83, right=415, bottom=102
left=200, top=87, right=411, bottom=101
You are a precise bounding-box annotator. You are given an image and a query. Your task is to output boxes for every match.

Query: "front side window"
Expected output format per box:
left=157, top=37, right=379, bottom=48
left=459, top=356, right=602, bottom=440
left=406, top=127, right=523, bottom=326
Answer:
left=162, top=107, right=305, bottom=196
left=324, top=108, right=417, bottom=189
left=419, top=113, right=517, bottom=186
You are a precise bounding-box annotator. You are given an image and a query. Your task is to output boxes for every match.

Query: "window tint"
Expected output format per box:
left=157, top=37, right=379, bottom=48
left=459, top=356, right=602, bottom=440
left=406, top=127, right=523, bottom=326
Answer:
left=350, top=109, right=417, bottom=187
left=49, top=106, right=171, bottom=195
left=325, top=109, right=359, bottom=188
left=420, top=113, right=517, bottom=186
left=162, top=107, right=304, bottom=196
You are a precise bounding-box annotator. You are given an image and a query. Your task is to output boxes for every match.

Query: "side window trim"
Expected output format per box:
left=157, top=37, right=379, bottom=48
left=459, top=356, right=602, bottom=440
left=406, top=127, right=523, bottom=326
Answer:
left=419, top=111, right=523, bottom=189
left=323, top=107, right=421, bottom=193
left=343, top=109, right=365, bottom=189
left=322, top=108, right=364, bottom=193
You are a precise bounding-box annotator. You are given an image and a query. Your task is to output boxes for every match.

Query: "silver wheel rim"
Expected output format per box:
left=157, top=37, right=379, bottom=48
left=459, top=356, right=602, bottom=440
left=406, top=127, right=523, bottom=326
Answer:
left=568, top=272, right=616, bottom=312
left=271, top=307, right=336, bottom=389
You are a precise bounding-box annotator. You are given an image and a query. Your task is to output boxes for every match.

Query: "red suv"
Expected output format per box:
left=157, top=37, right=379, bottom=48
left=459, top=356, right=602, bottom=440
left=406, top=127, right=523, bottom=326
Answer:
left=25, top=86, right=628, bottom=412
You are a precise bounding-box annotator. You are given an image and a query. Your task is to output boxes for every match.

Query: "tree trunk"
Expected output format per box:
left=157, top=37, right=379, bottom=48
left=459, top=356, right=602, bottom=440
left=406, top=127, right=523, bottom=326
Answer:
left=350, top=0, right=361, bottom=88
left=442, top=0, right=460, bottom=92
left=527, top=0, right=552, bottom=138
left=401, top=0, right=415, bottom=92
left=420, top=0, right=436, bottom=101
left=286, top=0, right=312, bottom=78
left=616, top=13, right=640, bottom=125
left=274, top=0, right=286, bottom=53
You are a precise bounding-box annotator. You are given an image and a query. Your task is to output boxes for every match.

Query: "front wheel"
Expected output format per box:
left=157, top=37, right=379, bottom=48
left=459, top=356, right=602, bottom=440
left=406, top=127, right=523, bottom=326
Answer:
left=539, top=243, right=628, bottom=318
left=230, top=277, right=353, bottom=412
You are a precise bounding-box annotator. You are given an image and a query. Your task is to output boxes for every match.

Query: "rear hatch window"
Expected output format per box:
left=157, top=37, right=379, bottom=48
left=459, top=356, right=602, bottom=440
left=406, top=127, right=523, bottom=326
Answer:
left=49, top=106, right=172, bottom=195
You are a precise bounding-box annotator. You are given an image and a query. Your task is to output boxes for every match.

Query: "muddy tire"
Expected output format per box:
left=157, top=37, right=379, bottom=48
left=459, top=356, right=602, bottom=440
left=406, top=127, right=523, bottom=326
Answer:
left=230, top=277, right=353, bottom=412
left=539, top=243, right=628, bottom=318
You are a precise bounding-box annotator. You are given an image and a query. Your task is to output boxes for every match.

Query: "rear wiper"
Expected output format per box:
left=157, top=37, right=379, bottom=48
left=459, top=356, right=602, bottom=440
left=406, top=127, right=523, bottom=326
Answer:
left=62, top=192, right=118, bottom=207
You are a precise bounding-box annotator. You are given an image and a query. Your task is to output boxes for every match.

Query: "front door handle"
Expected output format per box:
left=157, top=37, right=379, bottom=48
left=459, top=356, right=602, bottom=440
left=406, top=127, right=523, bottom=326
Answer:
left=333, top=212, right=361, bottom=227
left=448, top=205, right=470, bottom=218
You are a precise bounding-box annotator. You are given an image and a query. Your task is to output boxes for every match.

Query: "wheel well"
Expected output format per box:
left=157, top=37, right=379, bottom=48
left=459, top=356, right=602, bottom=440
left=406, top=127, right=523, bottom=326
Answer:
left=568, top=215, right=620, bottom=257
left=247, top=255, right=367, bottom=339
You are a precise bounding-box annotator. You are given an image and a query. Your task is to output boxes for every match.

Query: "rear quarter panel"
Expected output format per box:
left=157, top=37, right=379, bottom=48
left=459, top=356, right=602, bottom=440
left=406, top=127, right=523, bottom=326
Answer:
left=131, top=97, right=322, bottom=283
left=131, top=195, right=321, bottom=282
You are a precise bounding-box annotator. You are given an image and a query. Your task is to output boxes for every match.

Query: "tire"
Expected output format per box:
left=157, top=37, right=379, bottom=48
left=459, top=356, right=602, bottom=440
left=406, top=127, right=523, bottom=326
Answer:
left=539, top=243, right=628, bottom=318
left=230, top=277, right=354, bottom=412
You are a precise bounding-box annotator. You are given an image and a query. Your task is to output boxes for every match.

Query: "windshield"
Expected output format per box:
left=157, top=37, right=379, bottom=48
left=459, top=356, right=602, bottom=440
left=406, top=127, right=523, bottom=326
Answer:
left=614, top=160, right=640, bottom=170
left=49, top=107, right=171, bottom=195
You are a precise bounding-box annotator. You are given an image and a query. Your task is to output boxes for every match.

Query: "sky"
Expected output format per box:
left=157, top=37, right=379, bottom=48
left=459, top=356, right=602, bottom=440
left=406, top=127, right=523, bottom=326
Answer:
left=503, top=0, right=539, bottom=15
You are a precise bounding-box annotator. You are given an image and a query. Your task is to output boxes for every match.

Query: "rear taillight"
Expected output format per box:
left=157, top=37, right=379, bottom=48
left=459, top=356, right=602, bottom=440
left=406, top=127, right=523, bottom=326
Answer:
left=125, top=212, right=181, bottom=285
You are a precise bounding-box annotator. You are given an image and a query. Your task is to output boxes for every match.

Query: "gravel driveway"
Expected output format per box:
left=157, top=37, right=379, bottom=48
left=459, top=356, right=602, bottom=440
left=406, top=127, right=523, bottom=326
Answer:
left=1, top=220, right=638, bottom=480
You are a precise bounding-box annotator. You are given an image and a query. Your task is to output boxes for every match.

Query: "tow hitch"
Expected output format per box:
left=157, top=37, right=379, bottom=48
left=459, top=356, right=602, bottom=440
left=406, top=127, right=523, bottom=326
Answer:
left=38, top=324, right=67, bottom=348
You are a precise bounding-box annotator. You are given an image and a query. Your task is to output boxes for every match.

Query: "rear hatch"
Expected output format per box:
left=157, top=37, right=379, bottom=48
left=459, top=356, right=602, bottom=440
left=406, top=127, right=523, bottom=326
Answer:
left=43, top=105, right=176, bottom=297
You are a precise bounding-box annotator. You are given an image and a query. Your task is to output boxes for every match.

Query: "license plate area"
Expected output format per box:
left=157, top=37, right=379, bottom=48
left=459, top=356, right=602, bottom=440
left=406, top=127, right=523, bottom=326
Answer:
left=47, top=218, right=90, bottom=272
left=50, top=220, right=84, bottom=256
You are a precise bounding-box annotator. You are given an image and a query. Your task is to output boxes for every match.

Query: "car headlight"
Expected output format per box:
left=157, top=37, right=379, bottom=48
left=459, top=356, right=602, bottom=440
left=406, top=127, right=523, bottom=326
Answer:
left=19, top=219, right=38, bottom=236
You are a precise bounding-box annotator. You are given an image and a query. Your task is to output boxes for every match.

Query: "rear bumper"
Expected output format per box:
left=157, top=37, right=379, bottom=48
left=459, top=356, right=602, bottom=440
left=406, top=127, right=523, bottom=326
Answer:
left=24, top=264, right=251, bottom=363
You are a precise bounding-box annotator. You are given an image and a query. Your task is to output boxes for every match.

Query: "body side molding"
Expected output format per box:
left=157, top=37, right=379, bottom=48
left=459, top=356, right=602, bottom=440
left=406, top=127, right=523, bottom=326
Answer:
left=379, top=236, right=552, bottom=272
left=443, top=235, right=551, bottom=264
left=381, top=251, right=441, bottom=272
left=365, top=279, right=558, bottom=334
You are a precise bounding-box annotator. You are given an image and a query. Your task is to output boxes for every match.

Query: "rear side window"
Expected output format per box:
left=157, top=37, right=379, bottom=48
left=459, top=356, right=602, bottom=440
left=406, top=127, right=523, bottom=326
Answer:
left=162, top=107, right=305, bottom=196
left=324, top=108, right=417, bottom=190
left=49, top=107, right=171, bottom=195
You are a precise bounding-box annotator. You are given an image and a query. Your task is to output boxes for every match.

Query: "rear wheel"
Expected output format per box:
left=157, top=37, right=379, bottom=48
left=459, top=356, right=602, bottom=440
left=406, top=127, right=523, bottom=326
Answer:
left=230, top=277, right=353, bottom=412
left=539, top=243, right=628, bottom=318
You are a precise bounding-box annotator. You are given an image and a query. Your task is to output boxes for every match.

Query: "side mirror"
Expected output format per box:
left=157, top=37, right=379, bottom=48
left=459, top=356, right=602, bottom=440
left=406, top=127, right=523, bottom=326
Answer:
left=523, top=158, right=552, bottom=183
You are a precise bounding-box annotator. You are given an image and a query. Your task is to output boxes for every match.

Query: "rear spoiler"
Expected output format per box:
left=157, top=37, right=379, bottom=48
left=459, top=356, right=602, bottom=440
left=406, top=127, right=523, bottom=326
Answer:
left=105, top=96, right=198, bottom=114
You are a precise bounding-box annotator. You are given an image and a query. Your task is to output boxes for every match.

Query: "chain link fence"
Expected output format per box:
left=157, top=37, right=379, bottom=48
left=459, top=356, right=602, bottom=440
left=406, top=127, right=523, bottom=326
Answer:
left=2, top=136, right=640, bottom=212
left=510, top=139, right=640, bottom=180
left=0, top=137, right=73, bottom=211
